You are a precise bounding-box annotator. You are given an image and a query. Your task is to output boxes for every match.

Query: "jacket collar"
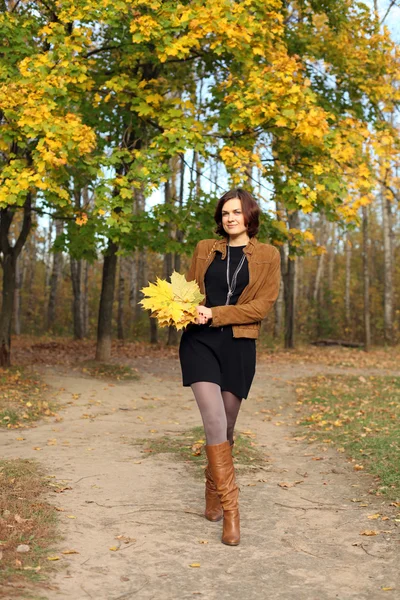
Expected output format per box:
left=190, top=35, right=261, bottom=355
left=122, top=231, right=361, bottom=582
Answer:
left=214, top=237, right=258, bottom=260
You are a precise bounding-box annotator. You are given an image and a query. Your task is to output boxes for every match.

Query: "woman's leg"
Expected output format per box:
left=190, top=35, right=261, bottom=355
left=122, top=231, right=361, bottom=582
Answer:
left=222, top=391, right=242, bottom=445
left=190, top=382, right=227, bottom=445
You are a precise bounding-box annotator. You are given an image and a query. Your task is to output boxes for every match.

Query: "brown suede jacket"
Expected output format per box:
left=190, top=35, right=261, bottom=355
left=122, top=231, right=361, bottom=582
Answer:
left=186, top=237, right=281, bottom=339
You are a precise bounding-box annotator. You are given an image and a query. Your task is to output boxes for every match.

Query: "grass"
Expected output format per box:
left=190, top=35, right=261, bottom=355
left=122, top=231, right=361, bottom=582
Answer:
left=295, top=375, right=400, bottom=500
left=0, top=459, right=58, bottom=599
left=136, top=426, right=267, bottom=478
left=81, top=361, right=139, bottom=382
left=0, top=368, right=56, bottom=429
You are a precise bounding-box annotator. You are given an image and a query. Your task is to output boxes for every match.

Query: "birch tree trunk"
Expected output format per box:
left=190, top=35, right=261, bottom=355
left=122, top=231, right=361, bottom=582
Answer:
left=328, top=223, right=336, bottom=292
left=47, top=219, right=63, bottom=331
left=313, top=216, right=328, bottom=303
left=117, top=256, right=125, bottom=340
left=362, top=206, right=371, bottom=351
left=164, top=176, right=178, bottom=346
left=382, top=194, right=394, bottom=343
left=281, top=209, right=299, bottom=349
left=345, top=234, right=352, bottom=331
left=274, top=277, right=284, bottom=338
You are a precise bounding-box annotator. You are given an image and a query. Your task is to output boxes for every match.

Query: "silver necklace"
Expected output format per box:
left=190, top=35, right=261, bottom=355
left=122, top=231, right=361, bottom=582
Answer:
left=225, top=243, right=246, bottom=305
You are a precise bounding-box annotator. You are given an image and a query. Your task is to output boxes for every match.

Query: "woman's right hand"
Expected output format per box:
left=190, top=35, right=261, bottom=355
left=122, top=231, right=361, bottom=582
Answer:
left=196, top=306, right=212, bottom=325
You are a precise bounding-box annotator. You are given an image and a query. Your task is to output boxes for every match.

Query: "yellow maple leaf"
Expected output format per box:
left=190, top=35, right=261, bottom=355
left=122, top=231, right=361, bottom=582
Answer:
left=140, top=272, right=204, bottom=329
left=170, top=271, right=204, bottom=305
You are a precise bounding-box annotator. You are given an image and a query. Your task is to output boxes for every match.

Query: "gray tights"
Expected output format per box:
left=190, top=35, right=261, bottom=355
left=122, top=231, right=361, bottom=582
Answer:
left=190, top=382, right=242, bottom=445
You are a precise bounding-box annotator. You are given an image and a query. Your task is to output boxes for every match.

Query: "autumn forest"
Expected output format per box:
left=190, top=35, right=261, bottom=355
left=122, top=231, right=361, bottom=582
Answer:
left=1, top=0, right=400, bottom=364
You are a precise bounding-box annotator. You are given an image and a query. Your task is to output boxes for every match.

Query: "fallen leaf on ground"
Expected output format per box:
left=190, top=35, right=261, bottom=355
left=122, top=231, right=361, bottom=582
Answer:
left=47, top=556, right=60, bottom=561
left=15, top=514, right=29, bottom=524
left=61, top=550, right=79, bottom=555
left=189, top=563, right=201, bottom=568
left=191, top=443, right=203, bottom=456
left=109, top=546, right=119, bottom=551
left=367, top=514, right=381, bottom=520
left=360, top=530, right=378, bottom=536
left=278, top=481, right=304, bottom=488
left=66, top=515, right=76, bottom=519
left=54, top=486, right=72, bottom=493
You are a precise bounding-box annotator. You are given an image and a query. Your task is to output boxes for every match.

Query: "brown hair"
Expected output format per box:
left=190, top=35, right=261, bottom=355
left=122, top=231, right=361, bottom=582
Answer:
left=214, top=188, right=260, bottom=238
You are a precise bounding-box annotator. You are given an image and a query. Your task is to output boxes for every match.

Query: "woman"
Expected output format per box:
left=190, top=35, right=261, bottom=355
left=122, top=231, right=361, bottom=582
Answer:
left=179, top=188, right=281, bottom=546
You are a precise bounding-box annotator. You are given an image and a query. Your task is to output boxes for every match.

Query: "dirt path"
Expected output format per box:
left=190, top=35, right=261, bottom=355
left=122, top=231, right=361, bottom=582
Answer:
left=2, top=357, right=399, bottom=600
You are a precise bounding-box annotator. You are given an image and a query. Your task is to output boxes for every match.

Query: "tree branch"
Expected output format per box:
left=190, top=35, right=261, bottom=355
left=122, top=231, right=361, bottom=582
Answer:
left=381, top=0, right=399, bottom=24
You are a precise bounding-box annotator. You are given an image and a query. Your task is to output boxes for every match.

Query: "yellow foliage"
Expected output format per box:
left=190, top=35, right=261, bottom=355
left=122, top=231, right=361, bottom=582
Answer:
left=140, top=272, right=204, bottom=330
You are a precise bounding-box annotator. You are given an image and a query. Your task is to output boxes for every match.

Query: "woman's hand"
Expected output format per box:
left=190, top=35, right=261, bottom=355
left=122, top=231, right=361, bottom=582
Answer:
left=196, top=306, right=212, bottom=325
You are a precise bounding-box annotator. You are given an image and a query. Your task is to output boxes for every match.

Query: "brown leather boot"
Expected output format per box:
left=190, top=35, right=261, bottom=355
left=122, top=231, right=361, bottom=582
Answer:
left=205, top=441, right=240, bottom=546
left=204, top=464, right=223, bottom=521
left=204, top=441, right=234, bottom=522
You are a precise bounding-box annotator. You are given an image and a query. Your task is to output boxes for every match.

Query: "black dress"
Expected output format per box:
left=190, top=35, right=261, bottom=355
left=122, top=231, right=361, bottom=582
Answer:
left=179, top=245, right=256, bottom=399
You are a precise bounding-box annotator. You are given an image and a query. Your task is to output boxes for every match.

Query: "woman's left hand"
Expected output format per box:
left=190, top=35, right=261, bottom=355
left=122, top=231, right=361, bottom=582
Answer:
left=196, top=306, right=212, bottom=325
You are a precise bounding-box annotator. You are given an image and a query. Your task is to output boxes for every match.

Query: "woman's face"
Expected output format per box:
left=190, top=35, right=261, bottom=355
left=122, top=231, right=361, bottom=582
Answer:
left=221, top=198, right=247, bottom=237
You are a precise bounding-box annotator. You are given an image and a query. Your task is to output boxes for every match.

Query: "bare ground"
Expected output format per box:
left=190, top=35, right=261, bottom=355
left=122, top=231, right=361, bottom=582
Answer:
left=1, top=354, right=399, bottom=600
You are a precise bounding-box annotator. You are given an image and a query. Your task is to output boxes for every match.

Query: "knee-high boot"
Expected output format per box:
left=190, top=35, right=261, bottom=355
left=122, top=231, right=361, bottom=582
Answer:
left=205, top=441, right=240, bottom=546
left=204, top=464, right=223, bottom=522
left=204, top=442, right=234, bottom=522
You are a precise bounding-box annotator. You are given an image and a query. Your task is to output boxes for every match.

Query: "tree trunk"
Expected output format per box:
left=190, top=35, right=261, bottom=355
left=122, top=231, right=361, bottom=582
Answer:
left=47, top=219, right=63, bottom=330
left=14, top=255, right=23, bottom=335
left=0, top=196, right=32, bottom=366
left=281, top=210, right=299, bottom=349
left=83, top=260, right=89, bottom=337
left=0, top=254, right=17, bottom=365
left=283, top=254, right=296, bottom=348
left=117, top=256, right=125, bottom=340
left=165, top=249, right=178, bottom=345
left=274, top=275, right=284, bottom=339
left=382, top=194, right=393, bottom=343
left=134, top=249, right=147, bottom=320
left=345, top=233, right=352, bottom=330
left=96, top=239, right=118, bottom=362
left=313, top=216, right=328, bottom=303
left=70, top=257, right=84, bottom=339
left=45, top=220, right=53, bottom=292
left=362, top=205, right=371, bottom=351
left=328, top=223, right=336, bottom=292
left=149, top=316, right=158, bottom=344
left=164, top=179, right=178, bottom=346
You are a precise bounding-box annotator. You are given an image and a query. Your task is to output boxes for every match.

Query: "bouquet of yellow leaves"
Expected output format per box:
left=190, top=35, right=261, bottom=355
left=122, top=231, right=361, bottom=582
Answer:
left=139, top=271, right=204, bottom=330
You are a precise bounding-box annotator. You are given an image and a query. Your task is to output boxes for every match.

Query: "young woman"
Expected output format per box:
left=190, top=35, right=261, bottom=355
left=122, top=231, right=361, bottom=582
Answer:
left=179, top=188, right=281, bottom=546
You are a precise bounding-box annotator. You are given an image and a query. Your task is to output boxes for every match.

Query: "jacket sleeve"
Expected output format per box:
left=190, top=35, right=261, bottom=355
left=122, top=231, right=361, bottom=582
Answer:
left=210, top=250, right=281, bottom=327
left=186, top=242, right=200, bottom=282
